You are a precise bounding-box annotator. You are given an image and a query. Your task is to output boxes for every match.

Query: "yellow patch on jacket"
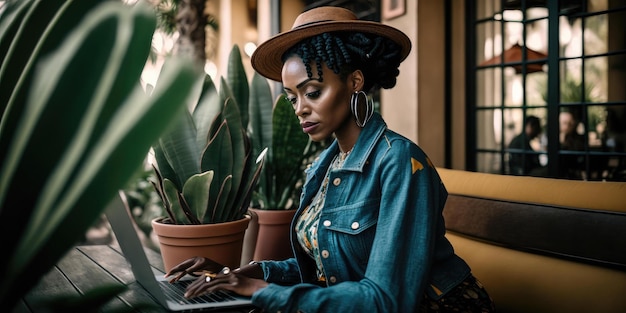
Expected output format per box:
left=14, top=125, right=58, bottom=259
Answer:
left=411, top=158, right=424, bottom=174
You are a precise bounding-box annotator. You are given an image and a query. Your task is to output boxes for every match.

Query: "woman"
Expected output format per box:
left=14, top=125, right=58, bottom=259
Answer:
left=165, top=6, right=495, bottom=312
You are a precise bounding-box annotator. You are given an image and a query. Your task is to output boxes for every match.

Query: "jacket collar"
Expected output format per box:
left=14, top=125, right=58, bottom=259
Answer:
left=317, top=112, right=387, bottom=172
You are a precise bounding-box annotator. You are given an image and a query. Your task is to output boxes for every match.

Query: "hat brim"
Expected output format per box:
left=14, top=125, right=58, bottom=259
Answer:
left=251, top=20, right=412, bottom=82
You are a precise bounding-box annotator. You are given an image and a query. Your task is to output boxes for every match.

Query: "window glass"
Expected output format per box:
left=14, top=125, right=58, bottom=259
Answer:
left=476, top=68, right=503, bottom=107
left=525, top=72, right=548, bottom=106
left=599, top=105, right=626, bottom=152
left=471, top=1, right=626, bottom=181
left=476, top=152, right=501, bottom=174
left=476, top=21, right=501, bottom=66
left=476, top=0, right=501, bottom=21
left=505, top=108, right=548, bottom=176
left=476, top=109, right=502, bottom=151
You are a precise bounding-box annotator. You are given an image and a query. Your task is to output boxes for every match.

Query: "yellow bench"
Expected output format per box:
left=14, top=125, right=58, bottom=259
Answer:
left=438, top=168, right=626, bottom=313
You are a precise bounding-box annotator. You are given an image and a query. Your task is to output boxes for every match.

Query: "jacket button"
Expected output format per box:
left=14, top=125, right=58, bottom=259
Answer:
left=332, top=178, right=341, bottom=186
left=321, top=250, right=329, bottom=258
left=351, top=222, right=359, bottom=229
left=329, top=276, right=337, bottom=283
left=323, top=220, right=331, bottom=227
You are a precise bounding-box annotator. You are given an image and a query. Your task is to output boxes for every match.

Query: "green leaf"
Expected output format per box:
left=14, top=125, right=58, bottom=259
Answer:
left=226, top=45, right=249, bottom=127
left=218, top=77, right=236, bottom=119
left=0, top=0, right=200, bottom=306
left=192, top=74, right=220, bottom=150
left=157, top=110, right=200, bottom=190
left=248, top=73, right=274, bottom=207
left=220, top=98, right=247, bottom=214
left=0, top=0, right=34, bottom=66
left=0, top=0, right=108, bottom=159
left=202, top=120, right=233, bottom=223
left=163, top=179, right=186, bottom=224
left=182, top=171, right=214, bottom=223
left=214, top=176, right=233, bottom=223
left=234, top=147, right=267, bottom=218
left=249, top=72, right=273, bottom=157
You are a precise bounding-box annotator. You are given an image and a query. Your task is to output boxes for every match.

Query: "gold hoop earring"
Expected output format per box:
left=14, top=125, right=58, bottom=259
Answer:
left=350, top=91, right=373, bottom=128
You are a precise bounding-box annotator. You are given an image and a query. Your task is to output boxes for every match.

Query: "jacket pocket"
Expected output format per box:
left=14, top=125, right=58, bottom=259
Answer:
left=321, top=199, right=379, bottom=267
left=323, top=199, right=378, bottom=235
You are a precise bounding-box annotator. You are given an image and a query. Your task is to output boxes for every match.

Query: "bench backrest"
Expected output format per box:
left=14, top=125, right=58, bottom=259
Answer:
left=437, top=168, right=626, bottom=313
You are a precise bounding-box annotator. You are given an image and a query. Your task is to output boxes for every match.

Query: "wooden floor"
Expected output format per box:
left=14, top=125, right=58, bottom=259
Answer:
left=14, top=244, right=256, bottom=312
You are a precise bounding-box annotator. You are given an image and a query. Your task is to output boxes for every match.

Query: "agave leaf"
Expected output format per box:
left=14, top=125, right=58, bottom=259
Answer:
left=249, top=72, right=273, bottom=160
left=272, top=95, right=310, bottom=209
left=220, top=98, right=246, bottom=214
left=226, top=45, right=249, bottom=127
left=248, top=73, right=274, bottom=207
left=192, top=74, right=220, bottom=150
left=1, top=0, right=155, bottom=273
left=163, top=179, right=187, bottom=224
left=0, top=0, right=33, bottom=67
left=16, top=0, right=156, bottom=225
left=228, top=150, right=252, bottom=221
left=177, top=192, right=200, bottom=225
left=0, top=0, right=82, bottom=114
left=213, top=175, right=233, bottom=223
left=182, top=170, right=214, bottom=224
left=151, top=141, right=175, bottom=192
left=2, top=3, right=199, bottom=306
left=234, top=147, right=268, bottom=218
left=156, top=110, right=200, bottom=190
left=202, top=120, right=233, bottom=223
left=0, top=0, right=155, bottom=221
left=0, top=0, right=108, bottom=158
left=150, top=165, right=174, bottom=222
left=218, top=76, right=235, bottom=116
left=0, top=0, right=36, bottom=111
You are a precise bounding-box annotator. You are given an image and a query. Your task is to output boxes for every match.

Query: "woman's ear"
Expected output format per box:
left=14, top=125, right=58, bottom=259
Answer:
left=350, top=70, right=365, bottom=92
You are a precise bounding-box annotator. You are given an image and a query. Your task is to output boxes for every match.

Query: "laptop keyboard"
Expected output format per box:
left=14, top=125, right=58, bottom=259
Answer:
left=160, top=279, right=238, bottom=304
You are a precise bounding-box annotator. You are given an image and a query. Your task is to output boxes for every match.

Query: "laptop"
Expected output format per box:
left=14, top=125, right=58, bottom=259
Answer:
left=105, top=190, right=254, bottom=311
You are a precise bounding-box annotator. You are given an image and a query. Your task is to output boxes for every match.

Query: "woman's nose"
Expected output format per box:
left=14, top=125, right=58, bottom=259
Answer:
left=294, top=99, right=307, bottom=116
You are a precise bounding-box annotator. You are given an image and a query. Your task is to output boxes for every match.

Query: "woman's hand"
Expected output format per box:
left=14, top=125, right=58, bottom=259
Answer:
left=184, top=266, right=269, bottom=298
left=164, top=256, right=224, bottom=283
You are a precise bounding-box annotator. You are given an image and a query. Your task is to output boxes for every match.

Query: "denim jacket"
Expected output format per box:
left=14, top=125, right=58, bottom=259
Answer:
left=252, top=113, right=470, bottom=313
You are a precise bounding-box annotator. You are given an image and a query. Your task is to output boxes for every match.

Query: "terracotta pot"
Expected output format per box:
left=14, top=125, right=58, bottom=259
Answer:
left=248, top=208, right=296, bottom=261
left=151, top=215, right=251, bottom=272
left=240, top=211, right=259, bottom=266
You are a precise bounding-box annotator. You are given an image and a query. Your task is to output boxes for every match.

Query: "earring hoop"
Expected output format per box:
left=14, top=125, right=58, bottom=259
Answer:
left=350, top=91, right=373, bottom=127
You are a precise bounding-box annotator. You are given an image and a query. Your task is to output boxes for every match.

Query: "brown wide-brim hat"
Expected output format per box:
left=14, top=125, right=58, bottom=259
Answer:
left=251, top=6, right=412, bottom=82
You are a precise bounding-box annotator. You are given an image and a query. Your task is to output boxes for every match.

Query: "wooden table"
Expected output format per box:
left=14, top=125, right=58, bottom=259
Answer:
left=14, top=244, right=257, bottom=312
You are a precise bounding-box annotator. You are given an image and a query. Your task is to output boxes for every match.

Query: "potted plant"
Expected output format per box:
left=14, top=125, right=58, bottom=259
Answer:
left=243, top=73, right=327, bottom=262
left=0, top=0, right=198, bottom=309
left=150, top=45, right=267, bottom=271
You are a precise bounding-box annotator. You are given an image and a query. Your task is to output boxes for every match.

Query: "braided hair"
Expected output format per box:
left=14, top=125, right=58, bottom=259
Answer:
left=282, top=32, right=403, bottom=92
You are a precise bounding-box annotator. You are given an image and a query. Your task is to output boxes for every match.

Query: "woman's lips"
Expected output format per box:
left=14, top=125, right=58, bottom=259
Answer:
left=301, top=121, right=319, bottom=133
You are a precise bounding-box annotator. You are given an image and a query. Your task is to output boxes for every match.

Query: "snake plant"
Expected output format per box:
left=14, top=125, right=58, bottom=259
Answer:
left=0, top=0, right=199, bottom=309
left=151, top=45, right=267, bottom=224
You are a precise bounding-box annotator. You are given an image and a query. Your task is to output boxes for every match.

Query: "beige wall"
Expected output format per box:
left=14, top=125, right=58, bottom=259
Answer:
left=382, top=0, right=466, bottom=169
left=382, top=0, right=447, bottom=167
left=381, top=0, right=420, bottom=150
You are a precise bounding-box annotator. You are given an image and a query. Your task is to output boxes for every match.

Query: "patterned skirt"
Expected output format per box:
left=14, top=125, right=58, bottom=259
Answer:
left=419, top=274, right=495, bottom=313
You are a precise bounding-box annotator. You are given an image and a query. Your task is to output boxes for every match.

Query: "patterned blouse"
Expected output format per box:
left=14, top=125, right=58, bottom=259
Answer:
left=295, top=152, right=349, bottom=282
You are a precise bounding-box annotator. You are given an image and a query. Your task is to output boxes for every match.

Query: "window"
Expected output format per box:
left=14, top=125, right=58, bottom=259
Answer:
left=469, top=0, right=626, bottom=181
